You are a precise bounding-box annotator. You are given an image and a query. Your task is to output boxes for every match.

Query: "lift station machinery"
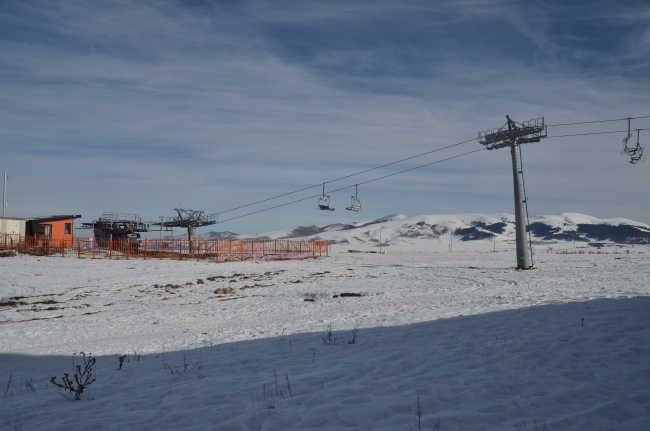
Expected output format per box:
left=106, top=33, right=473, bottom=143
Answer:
left=80, top=212, right=154, bottom=241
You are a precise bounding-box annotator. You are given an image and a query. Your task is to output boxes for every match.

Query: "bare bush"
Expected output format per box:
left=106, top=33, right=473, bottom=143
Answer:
left=50, top=352, right=96, bottom=401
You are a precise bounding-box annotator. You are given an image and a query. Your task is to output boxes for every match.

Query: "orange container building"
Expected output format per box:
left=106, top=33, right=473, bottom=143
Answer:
left=26, top=215, right=81, bottom=246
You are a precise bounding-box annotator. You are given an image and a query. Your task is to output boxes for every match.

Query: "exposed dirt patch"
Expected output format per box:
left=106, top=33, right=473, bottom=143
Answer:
left=0, top=300, right=27, bottom=308
left=154, top=283, right=182, bottom=289
left=32, top=299, right=59, bottom=305
left=207, top=275, right=227, bottom=281
left=239, top=284, right=266, bottom=290
left=334, top=292, right=362, bottom=298
left=214, top=287, right=235, bottom=295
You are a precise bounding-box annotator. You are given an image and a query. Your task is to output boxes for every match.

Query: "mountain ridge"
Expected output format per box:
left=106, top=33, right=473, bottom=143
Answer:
left=199, top=213, right=650, bottom=245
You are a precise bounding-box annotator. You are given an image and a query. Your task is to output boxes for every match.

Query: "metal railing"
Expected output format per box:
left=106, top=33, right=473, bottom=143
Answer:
left=1, top=234, right=329, bottom=262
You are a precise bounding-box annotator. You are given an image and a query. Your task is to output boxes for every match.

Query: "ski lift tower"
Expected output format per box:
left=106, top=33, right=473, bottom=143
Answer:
left=478, top=116, right=547, bottom=270
left=162, top=208, right=217, bottom=255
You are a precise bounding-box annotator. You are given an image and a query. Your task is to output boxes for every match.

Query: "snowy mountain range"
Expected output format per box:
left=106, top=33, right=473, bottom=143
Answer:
left=200, top=213, right=650, bottom=246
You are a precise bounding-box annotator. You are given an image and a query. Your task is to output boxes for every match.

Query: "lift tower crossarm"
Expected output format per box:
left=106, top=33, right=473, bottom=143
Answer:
left=161, top=208, right=217, bottom=255
left=479, top=116, right=547, bottom=150
left=478, top=116, right=546, bottom=270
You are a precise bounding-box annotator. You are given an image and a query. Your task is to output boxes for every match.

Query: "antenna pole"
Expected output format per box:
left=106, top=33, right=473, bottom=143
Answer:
left=2, top=172, right=7, bottom=217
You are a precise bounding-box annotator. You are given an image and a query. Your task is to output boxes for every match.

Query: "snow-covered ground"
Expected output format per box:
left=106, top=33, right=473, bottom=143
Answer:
left=1, top=244, right=649, bottom=430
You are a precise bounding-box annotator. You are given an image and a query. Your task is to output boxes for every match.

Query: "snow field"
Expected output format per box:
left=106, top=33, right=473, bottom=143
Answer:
left=1, top=247, right=649, bottom=430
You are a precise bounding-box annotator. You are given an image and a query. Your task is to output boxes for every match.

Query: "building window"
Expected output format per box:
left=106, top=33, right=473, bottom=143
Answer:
left=65, top=223, right=71, bottom=235
left=38, top=225, right=52, bottom=237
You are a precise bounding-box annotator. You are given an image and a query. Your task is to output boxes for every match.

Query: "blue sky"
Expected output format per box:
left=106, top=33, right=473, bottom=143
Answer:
left=1, top=0, right=649, bottom=234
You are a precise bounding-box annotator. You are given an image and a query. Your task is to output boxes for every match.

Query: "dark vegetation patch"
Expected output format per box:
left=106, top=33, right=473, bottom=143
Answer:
left=471, top=221, right=509, bottom=234
left=527, top=222, right=588, bottom=241
left=577, top=224, right=650, bottom=244
left=279, top=225, right=324, bottom=239
left=483, top=222, right=508, bottom=234
left=455, top=227, right=495, bottom=241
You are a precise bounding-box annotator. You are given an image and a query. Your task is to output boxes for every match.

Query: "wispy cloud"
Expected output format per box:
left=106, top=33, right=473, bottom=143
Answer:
left=0, top=0, right=649, bottom=232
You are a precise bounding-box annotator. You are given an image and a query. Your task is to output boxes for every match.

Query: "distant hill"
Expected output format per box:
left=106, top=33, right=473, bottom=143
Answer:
left=199, top=213, right=650, bottom=246
left=196, top=231, right=239, bottom=239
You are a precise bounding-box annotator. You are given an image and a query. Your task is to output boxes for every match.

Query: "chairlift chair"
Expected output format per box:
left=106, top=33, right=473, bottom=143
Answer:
left=621, top=118, right=634, bottom=156
left=318, top=183, right=335, bottom=211
left=629, top=130, right=645, bottom=164
left=346, top=184, right=362, bottom=212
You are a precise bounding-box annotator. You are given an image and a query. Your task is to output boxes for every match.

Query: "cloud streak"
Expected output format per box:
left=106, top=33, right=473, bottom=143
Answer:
left=0, top=0, right=649, bottom=232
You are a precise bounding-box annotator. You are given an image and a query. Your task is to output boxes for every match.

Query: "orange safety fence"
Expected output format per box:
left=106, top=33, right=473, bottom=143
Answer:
left=1, top=234, right=329, bottom=262
left=1, top=234, right=23, bottom=251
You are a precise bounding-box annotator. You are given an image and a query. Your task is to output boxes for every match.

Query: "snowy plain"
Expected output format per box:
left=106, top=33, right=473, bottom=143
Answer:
left=1, top=239, right=649, bottom=430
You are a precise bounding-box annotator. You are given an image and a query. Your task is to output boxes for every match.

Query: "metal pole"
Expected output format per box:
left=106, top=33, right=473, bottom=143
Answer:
left=188, top=226, right=195, bottom=255
left=2, top=172, right=7, bottom=217
left=510, top=143, right=531, bottom=269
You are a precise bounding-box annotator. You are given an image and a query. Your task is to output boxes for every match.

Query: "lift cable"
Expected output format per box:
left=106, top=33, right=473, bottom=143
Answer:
left=546, top=115, right=650, bottom=127
left=217, top=116, right=650, bottom=217
left=216, top=126, right=650, bottom=225
left=218, top=147, right=486, bottom=224
left=216, top=137, right=479, bottom=215
left=547, top=127, right=650, bottom=139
